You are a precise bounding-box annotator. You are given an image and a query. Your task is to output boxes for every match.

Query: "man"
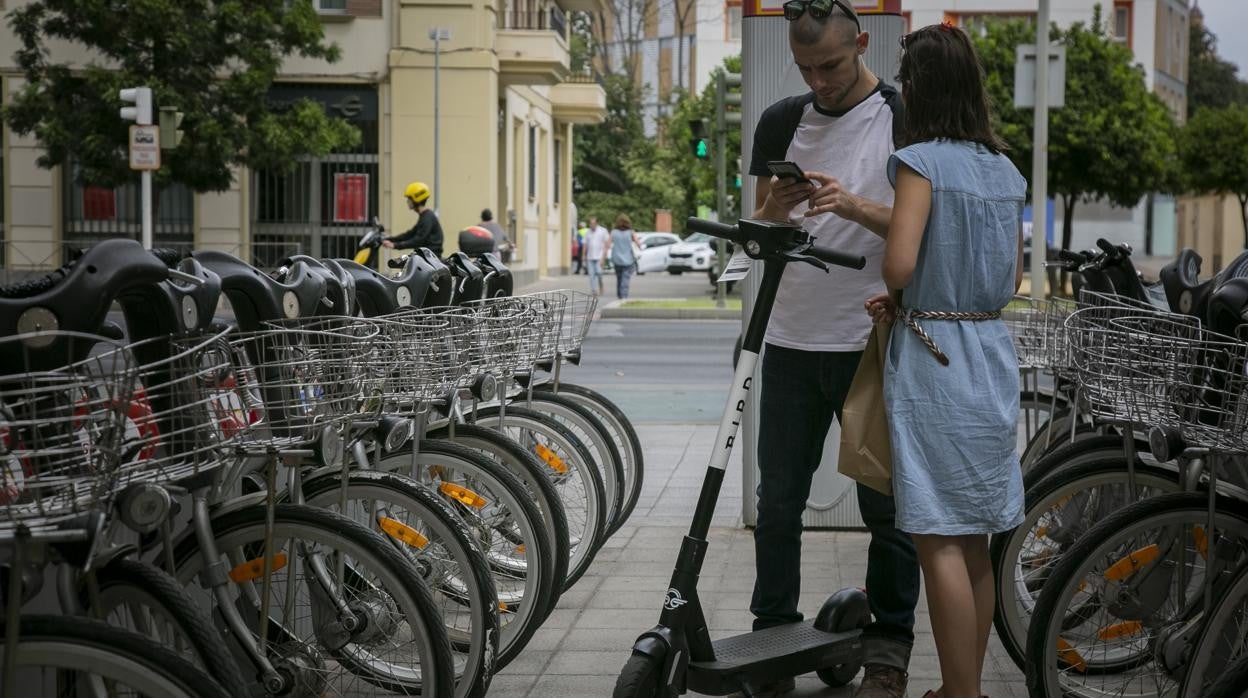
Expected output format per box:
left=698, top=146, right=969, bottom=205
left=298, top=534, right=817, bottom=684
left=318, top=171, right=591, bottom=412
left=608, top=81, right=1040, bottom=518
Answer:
left=383, top=181, right=443, bottom=256
left=748, top=2, right=919, bottom=696
left=583, top=216, right=609, bottom=296
left=478, top=208, right=508, bottom=253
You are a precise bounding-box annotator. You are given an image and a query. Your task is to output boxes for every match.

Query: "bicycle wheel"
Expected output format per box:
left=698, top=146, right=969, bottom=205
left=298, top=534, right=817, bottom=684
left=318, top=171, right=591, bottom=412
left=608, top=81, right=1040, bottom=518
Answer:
left=79, top=556, right=248, bottom=696
left=1205, top=651, right=1248, bottom=698
left=1026, top=492, right=1248, bottom=698
left=535, top=381, right=643, bottom=539
left=425, top=423, right=571, bottom=599
left=520, top=391, right=624, bottom=536
left=301, top=469, right=500, bottom=690
left=172, top=503, right=456, bottom=698
left=1022, top=433, right=1152, bottom=492
left=378, top=438, right=559, bottom=656
left=470, top=404, right=606, bottom=589
left=1018, top=388, right=1071, bottom=469
left=1180, top=559, right=1248, bottom=696
left=0, top=614, right=232, bottom=698
left=990, top=458, right=1181, bottom=670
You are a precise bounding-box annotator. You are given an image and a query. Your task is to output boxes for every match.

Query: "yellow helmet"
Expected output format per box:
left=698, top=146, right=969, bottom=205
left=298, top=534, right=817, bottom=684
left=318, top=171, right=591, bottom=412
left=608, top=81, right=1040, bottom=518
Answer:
left=404, top=181, right=431, bottom=205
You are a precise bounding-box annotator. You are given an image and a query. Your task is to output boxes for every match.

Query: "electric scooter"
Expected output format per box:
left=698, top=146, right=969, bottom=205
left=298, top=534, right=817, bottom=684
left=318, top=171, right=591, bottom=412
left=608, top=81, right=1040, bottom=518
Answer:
left=615, top=217, right=873, bottom=697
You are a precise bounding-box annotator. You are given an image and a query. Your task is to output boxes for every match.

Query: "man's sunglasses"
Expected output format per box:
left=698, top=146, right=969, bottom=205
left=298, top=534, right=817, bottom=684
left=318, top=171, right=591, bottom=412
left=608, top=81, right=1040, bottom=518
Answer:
left=782, top=0, right=860, bottom=31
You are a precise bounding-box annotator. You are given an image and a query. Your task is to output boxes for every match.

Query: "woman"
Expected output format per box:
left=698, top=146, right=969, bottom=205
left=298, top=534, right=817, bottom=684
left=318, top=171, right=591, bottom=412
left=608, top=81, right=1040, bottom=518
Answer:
left=606, top=214, right=641, bottom=300
left=865, top=22, right=1026, bottom=698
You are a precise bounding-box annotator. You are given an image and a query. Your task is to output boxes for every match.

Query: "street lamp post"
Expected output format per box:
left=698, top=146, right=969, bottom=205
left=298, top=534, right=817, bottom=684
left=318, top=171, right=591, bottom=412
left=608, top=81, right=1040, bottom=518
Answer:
left=430, top=27, right=451, bottom=211
left=1031, top=0, right=1050, bottom=299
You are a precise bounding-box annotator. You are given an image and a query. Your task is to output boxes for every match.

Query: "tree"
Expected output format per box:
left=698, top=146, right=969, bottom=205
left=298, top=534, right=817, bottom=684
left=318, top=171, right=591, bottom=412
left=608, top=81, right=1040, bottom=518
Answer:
left=1180, top=105, right=1248, bottom=248
left=1, top=0, right=359, bottom=192
left=971, top=7, right=1177, bottom=273
left=1188, top=21, right=1248, bottom=117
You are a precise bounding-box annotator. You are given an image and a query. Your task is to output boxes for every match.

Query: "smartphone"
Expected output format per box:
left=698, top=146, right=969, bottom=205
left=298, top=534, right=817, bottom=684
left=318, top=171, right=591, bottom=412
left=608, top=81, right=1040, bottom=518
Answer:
left=766, top=160, right=810, bottom=185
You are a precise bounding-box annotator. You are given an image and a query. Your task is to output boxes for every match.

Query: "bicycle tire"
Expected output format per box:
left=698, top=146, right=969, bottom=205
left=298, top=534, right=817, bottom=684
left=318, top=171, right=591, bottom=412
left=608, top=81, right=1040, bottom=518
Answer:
left=1022, top=433, right=1151, bottom=492
left=1179, top=557, right=1248, bottom=695
left=1204, top=652, right=1248, bottom=698
left=521, top=391, right=625, bottom=536
left=1026, top=492, right=1248, bottom=698
left=470, top=404, right=607, bottom=589
left=535, top=381, right=644, bottom=539
left=990, top=458, right=1181, bottom=671
left=0, top=614, right=232, bottom=698
left=425, top=424, right=571, bottom=601
left=1018, top=388, right=1072, bottom=469
left=301, top=469, right=501, bottom=690
left=82, top=556, right=248, bottom=696
left=171, top=503, right=457, bottom=698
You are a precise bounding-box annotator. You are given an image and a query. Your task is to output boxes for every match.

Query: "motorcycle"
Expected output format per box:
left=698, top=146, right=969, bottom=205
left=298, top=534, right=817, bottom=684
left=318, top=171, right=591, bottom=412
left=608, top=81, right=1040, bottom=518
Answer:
left=353, top=217, right=387, bottom=266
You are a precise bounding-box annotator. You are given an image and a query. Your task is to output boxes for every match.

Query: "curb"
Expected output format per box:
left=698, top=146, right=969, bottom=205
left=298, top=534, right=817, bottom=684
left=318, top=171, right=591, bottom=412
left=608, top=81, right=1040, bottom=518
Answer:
left=600, top=306, right=740, bottom=320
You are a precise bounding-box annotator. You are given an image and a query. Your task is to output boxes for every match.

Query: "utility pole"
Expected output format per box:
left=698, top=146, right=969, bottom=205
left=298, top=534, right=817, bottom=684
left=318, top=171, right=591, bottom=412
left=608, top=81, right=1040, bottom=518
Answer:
left=430, top=27, right=451, bottom=211
left=1031, top=0, right=1050, bottom=299
left=715, top=70, right=742, bottom=308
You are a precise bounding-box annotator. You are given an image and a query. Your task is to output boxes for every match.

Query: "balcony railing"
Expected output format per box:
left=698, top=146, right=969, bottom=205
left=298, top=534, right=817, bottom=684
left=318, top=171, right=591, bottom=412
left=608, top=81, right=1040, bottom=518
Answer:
left=502, top=6, right=566, bottom=37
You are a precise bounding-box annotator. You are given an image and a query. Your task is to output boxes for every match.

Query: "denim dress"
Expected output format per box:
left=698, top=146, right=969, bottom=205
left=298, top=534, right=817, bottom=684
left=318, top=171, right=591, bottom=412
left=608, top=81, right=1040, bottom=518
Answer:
left=884, top=140, right=1027, bottom=535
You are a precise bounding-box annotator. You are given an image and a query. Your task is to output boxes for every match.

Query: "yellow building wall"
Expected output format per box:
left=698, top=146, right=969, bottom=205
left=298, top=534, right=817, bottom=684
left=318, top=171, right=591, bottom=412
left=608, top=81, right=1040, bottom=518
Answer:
left=1177, top=194, right=1247, bottom=272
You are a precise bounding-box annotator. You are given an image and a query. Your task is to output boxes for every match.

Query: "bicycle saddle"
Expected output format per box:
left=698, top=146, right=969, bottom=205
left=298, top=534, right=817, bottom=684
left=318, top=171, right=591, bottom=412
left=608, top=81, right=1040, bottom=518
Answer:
left=340, top=248, right=445, bottom=317
left=1159, top=248, right=1212, bottom=317
left=192, top=251, right=327, bottom=332
left=475, top=252, right=513, bottom=299
left=116, top=256, right=223, bottom=343
left=278, top=255, right=355, bottom=317
left=0, top=240, right=182, bottom=372
left=444, top=252, right=484, bottom=305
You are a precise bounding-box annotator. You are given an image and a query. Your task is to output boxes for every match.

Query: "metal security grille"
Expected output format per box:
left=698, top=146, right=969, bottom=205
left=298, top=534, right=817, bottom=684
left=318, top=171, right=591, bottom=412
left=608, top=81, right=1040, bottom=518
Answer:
left=250, top=84, right=379, bottom=271
left=60, top=161, right=194, bottom=252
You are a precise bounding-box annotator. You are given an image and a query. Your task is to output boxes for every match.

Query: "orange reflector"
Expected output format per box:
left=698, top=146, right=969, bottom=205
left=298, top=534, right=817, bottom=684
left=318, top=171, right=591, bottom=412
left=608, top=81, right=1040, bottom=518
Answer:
left=440, top=482, right=488, bottom=509
left=228, top=552, right=288, bottom=583
left=498, top=601, right=508, bottom=612
left=1036, top=526, right=1048, bottom=539
left=1097, top=621, right=1143, bottom=641
left=534, top=443, right=568, bottom=474
left=1103, top=544, right=1160, bottom=582
left=516, top=544, right=525, bottom=555
left=379, top=517, right=429, bottom=549
left=1056, top=638, right=1088, bottom=673
left=1194, top=526, right=1208, bottom=559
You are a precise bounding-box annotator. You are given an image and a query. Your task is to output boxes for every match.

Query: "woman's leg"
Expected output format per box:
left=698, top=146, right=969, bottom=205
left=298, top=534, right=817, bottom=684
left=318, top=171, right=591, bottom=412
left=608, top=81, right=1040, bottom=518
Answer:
left=964, top=534, right=994, bottom=683
left=620, top=264, right=635, bottom=298
left=912, top=533, right=980, bottom=698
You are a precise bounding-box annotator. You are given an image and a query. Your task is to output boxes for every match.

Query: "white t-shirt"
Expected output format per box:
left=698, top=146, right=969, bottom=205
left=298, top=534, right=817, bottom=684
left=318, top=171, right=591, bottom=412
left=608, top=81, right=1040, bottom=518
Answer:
left=749, top=85, right=898, bottom=352
left=584, top=225, right=610, bottom=260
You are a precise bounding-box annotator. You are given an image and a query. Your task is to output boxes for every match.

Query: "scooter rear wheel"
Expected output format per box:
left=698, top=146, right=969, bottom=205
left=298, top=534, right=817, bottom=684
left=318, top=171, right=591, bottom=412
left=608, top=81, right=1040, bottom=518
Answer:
left=613, top=650, right=663, bottom=697
left=813, top=587, right=871, bottom=688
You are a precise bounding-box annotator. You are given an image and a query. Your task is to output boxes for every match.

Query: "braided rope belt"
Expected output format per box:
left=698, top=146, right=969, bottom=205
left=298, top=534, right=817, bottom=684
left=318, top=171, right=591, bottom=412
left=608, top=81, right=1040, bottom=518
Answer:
left=902, top=308, right=1003, bottom=366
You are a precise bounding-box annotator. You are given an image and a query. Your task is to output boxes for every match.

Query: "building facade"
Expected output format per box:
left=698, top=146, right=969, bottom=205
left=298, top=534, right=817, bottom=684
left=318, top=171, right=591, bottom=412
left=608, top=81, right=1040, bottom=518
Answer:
left=0, top=0, right=608, bottom=284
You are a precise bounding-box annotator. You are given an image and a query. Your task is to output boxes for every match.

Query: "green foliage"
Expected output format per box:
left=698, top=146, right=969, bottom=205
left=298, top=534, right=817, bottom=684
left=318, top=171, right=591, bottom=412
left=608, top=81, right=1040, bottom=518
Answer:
left=971, top=6, right=1178, bottom=251
left=573, top=56, right=743, bottom=235
left=1188, top=21, right=1248, bottom=117
left=1180, top=105, right=1248, bottom=247
left=1, top=0, right=360, bottom=191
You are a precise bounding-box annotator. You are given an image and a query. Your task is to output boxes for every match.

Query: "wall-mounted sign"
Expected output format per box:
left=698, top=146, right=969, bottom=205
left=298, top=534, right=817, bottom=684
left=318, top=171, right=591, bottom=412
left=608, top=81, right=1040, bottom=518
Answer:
left=745, top=0, right=901, bottom=18
left=334, top=173, right=369, bottom=223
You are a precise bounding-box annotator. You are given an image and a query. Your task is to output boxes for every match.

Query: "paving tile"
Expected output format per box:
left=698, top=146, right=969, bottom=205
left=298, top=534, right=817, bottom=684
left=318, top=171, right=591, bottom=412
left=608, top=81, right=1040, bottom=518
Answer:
left=484, top=673, right=536, bottom=695
left=494, top=649, right=552, bottom=676
left=526, top=674, right=619, bottom=697
left=544, top=650, right=632, bottom=675
left=561, top=626, right=653, bottom=651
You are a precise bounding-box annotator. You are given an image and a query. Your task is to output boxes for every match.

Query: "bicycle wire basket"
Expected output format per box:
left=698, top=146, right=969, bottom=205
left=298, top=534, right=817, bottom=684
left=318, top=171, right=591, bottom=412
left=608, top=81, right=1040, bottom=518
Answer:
left=370, top=308, right=465, bottom=412
left=1003, top=294, right=1077, bottom=372
left=516, top=290, right=597, bottom=361
left=113, top=327, right=250, bottom=488
left=457, top=296, right=552, bottom=377
left=227, top=316, right=381, bottom=449
left=0, top=332, right=138, bottom=534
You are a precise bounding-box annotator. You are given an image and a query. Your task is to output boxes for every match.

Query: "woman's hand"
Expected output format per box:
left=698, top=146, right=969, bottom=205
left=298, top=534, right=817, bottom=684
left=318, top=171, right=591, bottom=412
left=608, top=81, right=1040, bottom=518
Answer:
left=864, top=292, right=897, bottom=325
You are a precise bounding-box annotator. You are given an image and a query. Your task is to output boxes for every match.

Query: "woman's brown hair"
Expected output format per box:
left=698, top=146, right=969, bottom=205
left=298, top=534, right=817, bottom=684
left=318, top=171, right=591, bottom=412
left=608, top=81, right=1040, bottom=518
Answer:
left=614, top=214, right=633, bottom=229
left=897, top=23, right=1008, bottom=153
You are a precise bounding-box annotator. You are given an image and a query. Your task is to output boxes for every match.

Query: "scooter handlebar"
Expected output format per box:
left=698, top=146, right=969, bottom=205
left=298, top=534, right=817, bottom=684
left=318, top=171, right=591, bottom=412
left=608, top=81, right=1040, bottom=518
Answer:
left=685, top=218, right=744, bottom=244
left=808, top=244, right=867, bottom=270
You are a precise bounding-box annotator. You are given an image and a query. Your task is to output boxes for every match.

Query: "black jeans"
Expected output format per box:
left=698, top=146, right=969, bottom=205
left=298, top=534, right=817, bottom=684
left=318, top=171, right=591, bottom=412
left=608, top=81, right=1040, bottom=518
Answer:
left=751, top=343, right=921, bottom=670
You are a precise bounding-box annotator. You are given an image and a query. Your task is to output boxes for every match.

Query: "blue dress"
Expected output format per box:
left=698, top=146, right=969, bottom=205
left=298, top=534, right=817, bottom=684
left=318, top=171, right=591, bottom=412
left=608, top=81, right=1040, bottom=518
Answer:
left=884, top=140, right=1027, bottom=535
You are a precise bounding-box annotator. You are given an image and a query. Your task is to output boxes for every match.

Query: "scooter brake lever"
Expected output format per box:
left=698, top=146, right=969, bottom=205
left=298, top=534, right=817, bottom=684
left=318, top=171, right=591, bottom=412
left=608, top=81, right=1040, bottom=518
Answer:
left=777, top=246, right=829, bottom=272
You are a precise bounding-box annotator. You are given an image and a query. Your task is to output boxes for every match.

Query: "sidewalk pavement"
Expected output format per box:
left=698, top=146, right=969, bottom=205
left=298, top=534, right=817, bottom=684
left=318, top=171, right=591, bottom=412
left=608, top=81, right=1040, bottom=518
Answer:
left=517, top=271, right=743, bottom=320
left=493, top=422, right=1028, bottom=697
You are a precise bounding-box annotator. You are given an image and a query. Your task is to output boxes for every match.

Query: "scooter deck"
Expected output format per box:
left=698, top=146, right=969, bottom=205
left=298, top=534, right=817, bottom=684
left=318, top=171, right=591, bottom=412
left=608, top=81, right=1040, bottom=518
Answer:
left=686, top=622, right=863, bottom=695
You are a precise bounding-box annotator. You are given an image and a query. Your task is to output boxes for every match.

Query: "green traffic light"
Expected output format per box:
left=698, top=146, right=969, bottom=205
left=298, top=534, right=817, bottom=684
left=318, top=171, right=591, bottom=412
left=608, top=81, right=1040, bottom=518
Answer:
left=695, top=139, right=708, bottom=159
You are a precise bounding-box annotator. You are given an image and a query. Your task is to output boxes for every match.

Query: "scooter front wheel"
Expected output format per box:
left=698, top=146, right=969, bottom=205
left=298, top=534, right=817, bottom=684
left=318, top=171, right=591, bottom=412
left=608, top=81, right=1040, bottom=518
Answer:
left=814, top=587, right=870, bottom=688
left=614, top=650, right=664, bottom=697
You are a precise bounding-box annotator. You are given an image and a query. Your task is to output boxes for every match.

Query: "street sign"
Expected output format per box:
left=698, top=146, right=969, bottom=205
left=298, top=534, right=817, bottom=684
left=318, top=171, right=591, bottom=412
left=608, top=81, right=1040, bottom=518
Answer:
left=1014, top=44, right=1067, bottom=108
left=129, top=125, right=161, bottom=170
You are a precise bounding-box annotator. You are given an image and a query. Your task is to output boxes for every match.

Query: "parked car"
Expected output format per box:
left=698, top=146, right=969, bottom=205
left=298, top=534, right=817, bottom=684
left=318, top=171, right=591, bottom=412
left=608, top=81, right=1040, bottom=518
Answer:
left=634, top=232, right=680, bottom=274
left=666, top=232, right=715, bottom=274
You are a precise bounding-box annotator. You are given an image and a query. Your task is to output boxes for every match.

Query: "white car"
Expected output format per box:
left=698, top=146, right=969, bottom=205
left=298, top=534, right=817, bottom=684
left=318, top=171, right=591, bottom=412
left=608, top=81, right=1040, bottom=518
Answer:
left=666, top=232, right=715, bottom=274
left=634, top=232, right=680, bottom=274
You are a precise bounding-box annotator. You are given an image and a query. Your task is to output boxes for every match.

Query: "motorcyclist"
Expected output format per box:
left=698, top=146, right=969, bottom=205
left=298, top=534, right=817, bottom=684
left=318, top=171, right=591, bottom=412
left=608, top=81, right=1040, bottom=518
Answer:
left=383, top=181, right=443, bottom=256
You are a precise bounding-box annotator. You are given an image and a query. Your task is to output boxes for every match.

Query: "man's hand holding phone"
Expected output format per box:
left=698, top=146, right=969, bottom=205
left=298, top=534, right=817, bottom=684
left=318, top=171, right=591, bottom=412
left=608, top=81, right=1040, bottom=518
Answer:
left=762, top=161, right=816, bottom=220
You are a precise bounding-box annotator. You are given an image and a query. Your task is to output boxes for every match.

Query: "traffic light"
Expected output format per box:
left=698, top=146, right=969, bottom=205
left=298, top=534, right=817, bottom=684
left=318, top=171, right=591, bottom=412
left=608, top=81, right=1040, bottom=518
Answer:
left=159, top=106, right=184, bottom=149
left=689, top=118, right=709, bottom=159
left=119, top=87, right=152, bottom=125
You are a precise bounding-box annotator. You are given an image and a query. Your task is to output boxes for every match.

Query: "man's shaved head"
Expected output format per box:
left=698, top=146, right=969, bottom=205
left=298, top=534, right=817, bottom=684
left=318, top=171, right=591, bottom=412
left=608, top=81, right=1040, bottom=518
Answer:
left=789, top=4, right=859, bottom=47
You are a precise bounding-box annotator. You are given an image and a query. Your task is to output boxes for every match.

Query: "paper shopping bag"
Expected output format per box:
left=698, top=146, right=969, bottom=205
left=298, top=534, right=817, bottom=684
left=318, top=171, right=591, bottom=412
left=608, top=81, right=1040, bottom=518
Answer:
left=838, top=319, right=893, bottom=496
